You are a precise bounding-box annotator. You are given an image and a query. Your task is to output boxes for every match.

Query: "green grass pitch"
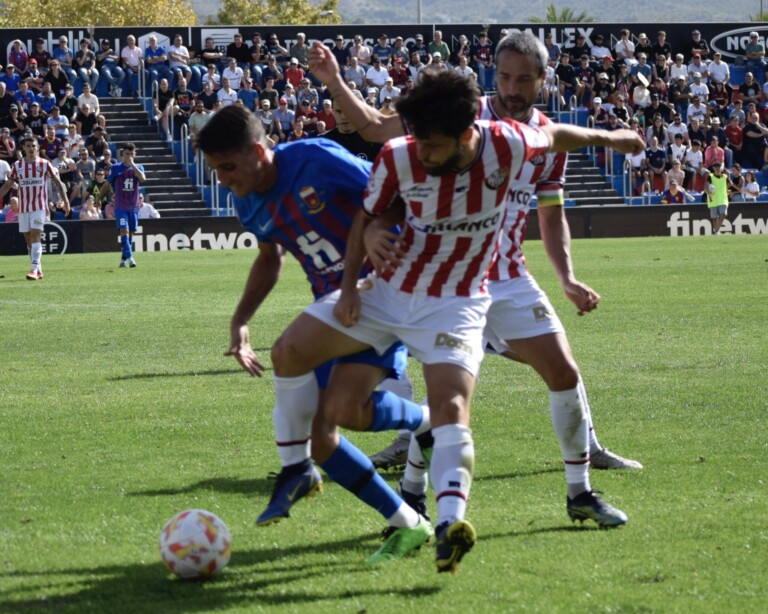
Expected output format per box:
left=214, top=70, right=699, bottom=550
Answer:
left=1, top=235, right=766, bottom=613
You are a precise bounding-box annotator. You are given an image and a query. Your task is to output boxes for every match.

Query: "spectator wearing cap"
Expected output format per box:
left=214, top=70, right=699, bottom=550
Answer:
left=85, top=125, right=109, bottom=161
left=660, top=178, right=691, bottom=204
left=652, top=31, right=672, bottom=64
left=59, top=83, right=78, bottom=122
left=273, top=97, right=294, bottom=142
left=408, top=34, right=431, bottom=65
left=372, top=34, right=393, bottom=67
left=284, top=57, right=305, bottom=89
left=689, top=72, right=709, bottom=103
left=745, top=32, right=767, bottom=76
left=316, top=99, right=336, bottom=131
left=689, top=29, right=710, bottom=61
left=544, top=33, right=561, bottom=66
left=348, top=35, right=372, bottom=69
left=589, top=34, right=612, bottom=68
left=282, top=83, right=298, bottom=109
left=378, top=77, right=401, bottom=105
left=331, top=35, right=349, bottom=69
left=222, top=57, right=245, bottom=90
left=23, top=101, right=46, bottom=137
left=669, top=54, right=689, bottom=86
left=96, top=39, right=126, bottom=97
left=364, top=86, right=378, bottom=108
left=451, top=34, right=472, bottom=67
left=391, top=36, right=409, bottom=65
left=428, top=31, right=450, bottom=66
left=635, top=33, right=654, bottom=60
left=47, top=104, right=69, bottom=137
left=687, top=53, right=709, bottom=85
left=380, top=96, right=397, bottom=116
left=365, top=56, right=389, bottom=89
left=388, top=57, right=409, bottom=87
left=8, top=39, right=29, bottom=73
left=669, top=75, right=692, bottom=121
left=296, top=77, right=318, bottom=109
left=471, top=31, right=495, bottom=90
left=566, top=33, right=591, bottom=65
left=22, top=59, right=44, bottom=93
left=431, top=51, right=447, bottom=70
left=0, top=64, right=20, bottom=94
left=589, top=97, right=610, bottom=128
left=593, top=72, right=616, bottom=106
left=294, top=98, right=318, bottom=133
left=574, top=55, right=595, bottom=106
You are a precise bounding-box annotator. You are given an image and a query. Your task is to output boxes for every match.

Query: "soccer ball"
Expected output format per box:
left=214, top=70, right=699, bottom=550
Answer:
left=159, top=509, right=232, bottom=579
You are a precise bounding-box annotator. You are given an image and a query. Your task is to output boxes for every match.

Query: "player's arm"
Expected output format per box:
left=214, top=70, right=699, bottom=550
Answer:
left=333, top=209, right=370, bottom=327
left=226, top=241, right=285, bottom=377
left=543, top=123, right=646, bottom=155
left=538, top=204, right=599, bottom=316
left=130, top=162, right=147, bottom=183
left=363, top=198, right=406, bottom=274
left=308, top=41, right=403, bottom=143
left=0, top=177, right=15, bottom=200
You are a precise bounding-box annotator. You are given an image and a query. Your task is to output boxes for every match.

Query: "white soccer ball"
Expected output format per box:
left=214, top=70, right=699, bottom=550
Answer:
left=707, top=183, right=716, bottom=194
left=159, top=509, right=232, bottom=579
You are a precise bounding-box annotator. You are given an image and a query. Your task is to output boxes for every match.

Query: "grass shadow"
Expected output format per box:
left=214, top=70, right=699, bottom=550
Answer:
left=109, top=368, right=255, bottom=381
left=127, top=476, right=273, bottom=498
left=0, top=534, right=441, bottom=613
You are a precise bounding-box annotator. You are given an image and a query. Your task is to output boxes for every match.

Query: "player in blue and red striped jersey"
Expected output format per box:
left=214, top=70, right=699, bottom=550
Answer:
left=197, top=105, right=433, bottom=565
left=0, top=135, right=69, bottom=280
left=100, top=142, right=145, bottom=268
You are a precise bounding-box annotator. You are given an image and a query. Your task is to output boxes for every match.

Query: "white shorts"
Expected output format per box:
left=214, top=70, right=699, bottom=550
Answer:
left=305, top=276, right=491, bottom=377
left=18, top=210, right=46, bottom=234
left=484, top=273, right=565, bottom=353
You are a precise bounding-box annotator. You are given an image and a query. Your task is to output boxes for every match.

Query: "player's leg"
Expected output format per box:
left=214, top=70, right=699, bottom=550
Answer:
left=127, top=214, right=138, bottom=266
left=311, top=376, right=432, bottom=564
left=24, top=211, right=44, bottom=279
left=506, top=333, right=627, bottom=528
left=423, top=362, right=478, bottom=574
left=368, top=372, right=415, bottom=470
left=116, top=211, right=132, bottom=266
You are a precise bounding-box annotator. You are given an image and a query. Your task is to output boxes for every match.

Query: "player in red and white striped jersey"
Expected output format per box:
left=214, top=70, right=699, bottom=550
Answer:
left=0, top=135, right=69, bottom=280
left=311, top=33, right=642, bottom=536
left=271, top=65, right=642, bottom=573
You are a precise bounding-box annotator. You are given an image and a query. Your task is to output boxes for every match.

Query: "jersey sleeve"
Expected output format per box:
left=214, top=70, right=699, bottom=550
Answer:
left=535, top=151, right=567, bottom=207
left=501, top=119, right=552, bottom=182
left=363, top=141, right=401, bottom=216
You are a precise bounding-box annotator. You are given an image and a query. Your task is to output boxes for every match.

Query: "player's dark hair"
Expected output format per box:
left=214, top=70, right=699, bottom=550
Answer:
left=197, top=105, right=266, bottom=155
left=123, top=142, right=136, bottom=152
left=395, top=66, right=478, bottom=140
left=495, top=31, right=548, bottom=76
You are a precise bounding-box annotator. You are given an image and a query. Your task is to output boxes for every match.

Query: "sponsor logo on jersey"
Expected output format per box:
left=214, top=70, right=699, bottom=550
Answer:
left=408, top=211, right=501, bottom=234
left=533, top=305, right=552, bottom=321
left=299, top=186, right=326, bottom=214
left=484, top=167, right=508, bottom=190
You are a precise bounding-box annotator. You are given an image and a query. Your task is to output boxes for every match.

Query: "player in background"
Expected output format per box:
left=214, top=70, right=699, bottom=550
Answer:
left=309, top=34, right=643, bottom=484
left=265, top=68, right=644, bottom=574
left=100, top=142, right=146, bottom=268
left=197, top=106, right=432, bottom=565
left=0, top=135, right=69, bottom=280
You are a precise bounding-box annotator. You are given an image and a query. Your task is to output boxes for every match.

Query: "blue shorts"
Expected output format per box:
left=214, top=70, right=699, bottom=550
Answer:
left=314, top=341, right=408, bottom=389
left=116, top=209, right=139, bottom=232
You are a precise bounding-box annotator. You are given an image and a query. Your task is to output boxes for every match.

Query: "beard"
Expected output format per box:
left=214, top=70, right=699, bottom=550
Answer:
left=422, top=147, right=464, bottom=176
left=498, top=95, right=534, bottom=121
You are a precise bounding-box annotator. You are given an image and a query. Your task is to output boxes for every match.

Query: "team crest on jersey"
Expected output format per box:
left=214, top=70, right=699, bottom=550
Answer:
left=528, top=155, right=546, bottom=167
left=484, top=168, right=508, bottom=190
left=299, top=186, right=325, bottom=214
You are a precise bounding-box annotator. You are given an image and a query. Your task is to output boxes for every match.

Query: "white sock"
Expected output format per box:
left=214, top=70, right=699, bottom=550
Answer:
left=31, top=242, right=42, bottom=271
left=577, top=375, right=602, bottom=454
left=386, top=501, right=420, bottom=528
left=402, top=434, right=428, bottom=495
left=430, top=424, right=474, bottom=526
left=549, top=387, right=591, bottom=497
left=272, top=372, right=318, bottom=467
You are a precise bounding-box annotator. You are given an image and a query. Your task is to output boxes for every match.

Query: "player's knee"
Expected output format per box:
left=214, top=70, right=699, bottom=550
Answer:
left=322, top=388, right=368, bottom=430
left=547, top=358, right=580, bottom=392
left=309, top=420, right=338, bottom=463
left=271, top=334, right=309, bottom=376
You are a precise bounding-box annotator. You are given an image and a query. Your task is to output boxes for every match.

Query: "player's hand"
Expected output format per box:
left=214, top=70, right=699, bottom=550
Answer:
left=562, top=279, right=601, bottom=316
left=225, top=324, right=266, bottom=377
left=333, top=289, right=361, bottom=327
left=364, top=224, right=404, bottom=274
left=609, top=129, right=647, bottom=155
left=308, top=41, right=339, bottom=85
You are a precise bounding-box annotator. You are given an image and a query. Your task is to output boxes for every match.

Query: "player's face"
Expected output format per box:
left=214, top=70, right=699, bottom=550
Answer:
left=122, top=148, right=135, bottom=164
left=413, top=132, right=465, bottom=177
left=204, top=144, right=272, bottom=197
left=23, top=140, right=39, bottom=159
left=495, top=49, right=544, bottom=121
